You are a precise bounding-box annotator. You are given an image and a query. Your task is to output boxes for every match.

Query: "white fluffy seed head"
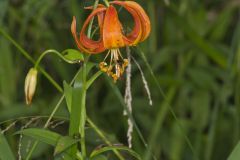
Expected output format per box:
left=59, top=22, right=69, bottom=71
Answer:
left=124, top=46, right=133, bottom=148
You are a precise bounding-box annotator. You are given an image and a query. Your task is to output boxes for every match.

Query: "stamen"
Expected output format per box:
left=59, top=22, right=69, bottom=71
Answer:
left=99, top=48, right=129, bottom=82
left=103, top=50, right=111, bottom=61
left=117, top=49, right=124, bottom=60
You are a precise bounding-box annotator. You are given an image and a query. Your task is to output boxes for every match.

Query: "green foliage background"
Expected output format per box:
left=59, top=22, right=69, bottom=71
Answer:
left=0, top=0, right=240, bottom=159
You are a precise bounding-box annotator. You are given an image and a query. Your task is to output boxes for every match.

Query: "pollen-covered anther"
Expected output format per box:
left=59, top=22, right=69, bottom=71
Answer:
left=99, top=62, right=108, bottom=72
left=112, top=74, right=118, bottom=83
left=99, top=49, right=129, bottom=82
left=106, top=66, right=113, bottom=75
left=107, top=71, right=114, bottom=76
left=121, top=59, right=129, bottom=73
left=123, top=59, right=129, bottom=67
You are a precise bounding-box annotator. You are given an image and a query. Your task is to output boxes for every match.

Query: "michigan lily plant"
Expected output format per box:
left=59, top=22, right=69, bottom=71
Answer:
left=1, top=0, right=240, bottom=160
left=71, top=1, right=150, bottom=82
left=11, top=0, right=151, bottom=159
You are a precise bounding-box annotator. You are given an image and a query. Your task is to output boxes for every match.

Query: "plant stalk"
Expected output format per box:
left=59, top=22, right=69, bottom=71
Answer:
left=0, top=28, right=63, bottom=93
left=103, top=0, right=110, bottom=7
left=25, top=69, right=82, bottom=160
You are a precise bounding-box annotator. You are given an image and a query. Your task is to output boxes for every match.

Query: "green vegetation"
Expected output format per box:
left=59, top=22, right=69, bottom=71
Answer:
left=0, top=0, right=240, bottom=159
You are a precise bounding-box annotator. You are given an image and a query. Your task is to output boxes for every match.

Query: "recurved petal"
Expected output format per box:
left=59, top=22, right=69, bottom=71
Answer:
left=111, top=1, right=151, bottom=42
left=84, top=4, right=106, bottom=10
left=103, top=5, right=125, bottom=49
left=71, top=16, right=105, bottom=54
left=122, top=6, right=143, bottom=46
left=71, top=16, right=92, bottom=53
left=80, top=7, right=106, bottom=53
left=85, top=3, right=105, bottom=32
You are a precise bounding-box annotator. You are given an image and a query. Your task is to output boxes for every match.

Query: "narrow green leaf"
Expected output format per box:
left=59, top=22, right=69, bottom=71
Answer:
left=70, top=62, right=96, bottom=135
left=87, top=118, right=125, bottom=160
left=0, top=0, right=8, bottom=25
left=0, top=132, right=15, bottom=160
left=210, top=5, right=238, bottom=41
left=62, top=49, right=84, bottom=63
left=69, top=75, right=84, bottom=136
left=90, top=146, right=142, bottom=160
left=91, top=155, right=108, bottom=160
left=0, top=38, right=15, bottom=105
left=54, top=152, right=75, bottom=160
left=86, top=71, right=102, bottom=89
left=64, top=63, right=96, bottom=113
left=68, top=62, right=95, bottom=156
left=15, top=128, right=61, bottom=146
left=228, top=141, right=240, bottom=160
left=54, top=136, right=79, bottom=155
left=135, top=46, right=195, bottom=160
left=168, top=6, right=227, bottom=68
left=63, top=81, right=73, bottom=113
left=0, top=28, right=63, bottom=92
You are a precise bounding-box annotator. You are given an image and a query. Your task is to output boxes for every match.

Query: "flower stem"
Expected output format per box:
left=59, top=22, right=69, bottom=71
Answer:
left=87, top=0, right=99, bottom=38
left=103, top=0, right=110, bottom=7
left=0, top=28, right=63, bottom=93
left=34, top=49, right=79, bottom=69
left=79, top=0, right=100, bottom=156
left=80, top=55, right=90, bottom=159
left=25, top=68, right=82, bottom=160
left=87, top=118, right=125, bottom=160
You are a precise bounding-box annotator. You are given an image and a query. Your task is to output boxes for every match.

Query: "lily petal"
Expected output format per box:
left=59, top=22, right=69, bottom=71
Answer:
left=71, top=16, right=93, bottom=53
left=103, top=5, right=125, bottom=49
left=80, top=7, right=107, bottom=53
left=84, top=4, right=106, bottom=10
left=122, top=6, right=143, bottom=46
left=111, top=1, right=151, bottom=42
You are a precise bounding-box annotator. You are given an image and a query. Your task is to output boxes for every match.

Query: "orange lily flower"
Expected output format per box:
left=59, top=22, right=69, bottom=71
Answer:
left=71, top=1, right=151, bottom=82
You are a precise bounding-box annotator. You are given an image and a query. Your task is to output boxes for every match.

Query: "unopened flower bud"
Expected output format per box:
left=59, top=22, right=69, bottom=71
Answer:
left=24, top=68, right=38, bottom=105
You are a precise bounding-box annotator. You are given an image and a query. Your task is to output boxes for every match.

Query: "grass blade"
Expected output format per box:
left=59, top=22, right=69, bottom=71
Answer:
left=0, top=28, right=63, bottom=92
left=0, top=131, right=15, bottom=160
left=90, top=146, right=142, bottom=160
left=105, top=76, right=156, bottom=160
left=15, top=128, right=61, bottom=146
left=54, top=136, right=79, bottom=156
left=135, top=47, right=197, bottom=160
left=228, top=141, right=240, bottom=160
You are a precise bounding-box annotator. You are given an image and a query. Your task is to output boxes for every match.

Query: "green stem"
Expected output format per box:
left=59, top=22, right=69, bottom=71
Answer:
left=34, top=49, right=78, bottom=69
left=25, top=142, right=38, bottom=160
left=204, top=95, right=221, bottom=160
left=25, top=68, right=82, bottom=160
left=87, top=0, right=99, bottom=38
left=0, top=28, right=63, bottom=93
left=78, top=0, right=100, bottom=156
left=102, top=0, right=110, bottom=7
left=86, top=71, right=102, bottom=89
left=80, top=56, right=90, bottom=159
left=87, top=118, right=124, bottom=160
left=136, top=47, right=197, bottom=160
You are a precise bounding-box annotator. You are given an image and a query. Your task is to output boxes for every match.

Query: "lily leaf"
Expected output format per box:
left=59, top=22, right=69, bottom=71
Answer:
left=15, top=128, right=61, bottom=146
left=54, top=136, right=79, bottom=156
left=62, top=49, right=84, bottom=63
left=228, top=141, right=240, bottom=160
left=0, top=131, right=15, bottom=160
left=63, top=81, right=73, bottom=113
left=90, top=146, right=142, bottom=160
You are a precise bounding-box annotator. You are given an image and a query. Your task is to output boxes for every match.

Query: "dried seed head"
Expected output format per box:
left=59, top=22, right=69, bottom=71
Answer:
left=24, top=68, right=38, bottom=105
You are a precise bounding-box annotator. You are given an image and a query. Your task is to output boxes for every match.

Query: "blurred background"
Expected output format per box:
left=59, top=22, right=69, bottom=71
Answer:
left=0, top=0, right=240, bottom=159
